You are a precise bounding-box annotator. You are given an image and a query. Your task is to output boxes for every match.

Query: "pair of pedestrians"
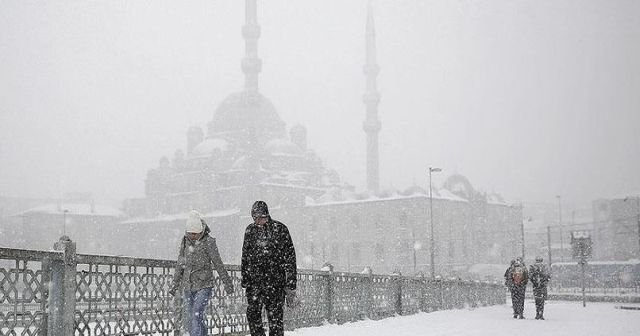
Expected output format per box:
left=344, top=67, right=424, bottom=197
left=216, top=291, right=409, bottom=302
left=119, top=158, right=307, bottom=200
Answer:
left=504, top=256, right=550, bottom=320
left=168, top=200, right=297, bottom=336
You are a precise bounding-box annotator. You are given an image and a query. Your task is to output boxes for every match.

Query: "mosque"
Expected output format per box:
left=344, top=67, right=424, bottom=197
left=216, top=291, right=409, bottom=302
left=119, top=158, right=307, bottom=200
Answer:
left=120, top=0, right=523, bottom=277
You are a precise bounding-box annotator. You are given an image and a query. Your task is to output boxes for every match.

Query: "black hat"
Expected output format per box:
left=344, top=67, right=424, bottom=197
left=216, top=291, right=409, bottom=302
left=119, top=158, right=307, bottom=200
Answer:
left=251, top=200, right=269, bottom=219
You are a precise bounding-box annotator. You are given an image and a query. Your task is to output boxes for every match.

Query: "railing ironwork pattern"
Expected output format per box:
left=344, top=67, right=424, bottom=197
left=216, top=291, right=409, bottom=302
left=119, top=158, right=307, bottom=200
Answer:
left=1, top=241, right=504, bottom=336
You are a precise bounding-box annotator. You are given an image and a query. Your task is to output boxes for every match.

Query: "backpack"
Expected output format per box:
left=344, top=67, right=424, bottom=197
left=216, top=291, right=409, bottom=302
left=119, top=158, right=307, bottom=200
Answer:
left=512, top=265, right=524, bottom=285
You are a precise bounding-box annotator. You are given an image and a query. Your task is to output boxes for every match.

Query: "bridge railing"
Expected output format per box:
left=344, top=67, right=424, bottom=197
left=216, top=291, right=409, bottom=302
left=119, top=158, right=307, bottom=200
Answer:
left=0, top=237, right=504, bottom=336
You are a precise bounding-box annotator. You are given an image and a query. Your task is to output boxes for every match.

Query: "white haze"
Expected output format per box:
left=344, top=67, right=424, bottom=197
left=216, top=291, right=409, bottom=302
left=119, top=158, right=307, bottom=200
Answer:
left=1, top=0, right=639, bottom=207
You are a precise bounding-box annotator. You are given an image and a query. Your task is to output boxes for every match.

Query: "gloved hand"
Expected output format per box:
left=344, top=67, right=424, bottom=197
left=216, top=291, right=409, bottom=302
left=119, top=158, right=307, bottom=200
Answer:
left=285, top=289, right=299, bottom=308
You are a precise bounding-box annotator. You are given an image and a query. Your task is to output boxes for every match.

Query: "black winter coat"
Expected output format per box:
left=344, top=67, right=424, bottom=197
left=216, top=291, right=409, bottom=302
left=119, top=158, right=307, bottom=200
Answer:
left=241, top=218, right=297, bottom=290
left=529, top=263, right=551, bottom=298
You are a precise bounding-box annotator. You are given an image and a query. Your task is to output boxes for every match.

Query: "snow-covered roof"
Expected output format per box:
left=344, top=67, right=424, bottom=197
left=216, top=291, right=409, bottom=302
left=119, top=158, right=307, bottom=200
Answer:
left=486, top=193, right=509, bottom=205
left=18, top=203, right=124, bottom=217
left=309, top=187, right=470, bottom=206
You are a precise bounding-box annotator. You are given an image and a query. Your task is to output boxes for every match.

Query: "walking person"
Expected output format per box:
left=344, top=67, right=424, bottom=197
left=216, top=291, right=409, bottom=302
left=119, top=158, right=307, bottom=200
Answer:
left=529, top=256, right=551, bottom=320
left=169, top=210, right=234, bottom=336
left=505, top=257, right=528, bottom=319
left=503, top=259, right=516, bottom=317
left=241, top=201, right=297, bottom=336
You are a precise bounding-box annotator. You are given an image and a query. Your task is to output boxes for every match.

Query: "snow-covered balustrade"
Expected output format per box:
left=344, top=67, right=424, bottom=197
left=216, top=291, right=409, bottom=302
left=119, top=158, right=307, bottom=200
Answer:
left=0, top=238, right=505, bottom=336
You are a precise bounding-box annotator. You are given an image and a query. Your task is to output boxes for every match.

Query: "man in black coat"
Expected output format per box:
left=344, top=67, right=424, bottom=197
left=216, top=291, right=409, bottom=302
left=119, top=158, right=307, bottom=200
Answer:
left=241, top=201, right=297, bottom=336
left=529, top=256, right=551, bottom=320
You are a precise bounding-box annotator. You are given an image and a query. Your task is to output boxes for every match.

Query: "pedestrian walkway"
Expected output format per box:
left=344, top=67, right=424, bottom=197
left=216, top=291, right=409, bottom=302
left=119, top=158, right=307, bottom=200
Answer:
left=288, top=301, right=640, bottom=336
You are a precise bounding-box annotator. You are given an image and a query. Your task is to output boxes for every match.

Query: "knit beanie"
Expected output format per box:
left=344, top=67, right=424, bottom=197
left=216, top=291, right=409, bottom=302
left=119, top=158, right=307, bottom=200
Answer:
left=251, top=200, right=269, bottom=219
left=185, top=210, right=204, bottom=233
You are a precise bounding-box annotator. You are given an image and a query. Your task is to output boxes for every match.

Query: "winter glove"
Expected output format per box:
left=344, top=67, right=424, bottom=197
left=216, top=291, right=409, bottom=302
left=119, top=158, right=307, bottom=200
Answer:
left=285, top=289, right=300, bottom=308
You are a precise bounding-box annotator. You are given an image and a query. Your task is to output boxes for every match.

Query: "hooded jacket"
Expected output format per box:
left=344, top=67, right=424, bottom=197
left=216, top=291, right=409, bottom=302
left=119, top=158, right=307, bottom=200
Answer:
left=241, top=217, right=297, bottom=290
left=170, top=222, right=233, bottom=293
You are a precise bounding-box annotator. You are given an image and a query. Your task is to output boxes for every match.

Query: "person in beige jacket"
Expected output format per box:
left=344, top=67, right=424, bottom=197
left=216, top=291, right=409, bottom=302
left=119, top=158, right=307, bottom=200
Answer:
left=169, top=210, right=233, bottom=336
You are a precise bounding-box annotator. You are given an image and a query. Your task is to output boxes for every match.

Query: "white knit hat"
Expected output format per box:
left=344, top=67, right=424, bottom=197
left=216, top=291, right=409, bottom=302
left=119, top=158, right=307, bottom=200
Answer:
left=185, top=210, right=204, bottom=233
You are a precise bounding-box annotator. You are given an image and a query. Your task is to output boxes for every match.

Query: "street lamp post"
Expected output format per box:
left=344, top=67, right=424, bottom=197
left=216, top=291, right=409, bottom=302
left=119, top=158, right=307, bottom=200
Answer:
left=428, top=167, right=442, bottom=279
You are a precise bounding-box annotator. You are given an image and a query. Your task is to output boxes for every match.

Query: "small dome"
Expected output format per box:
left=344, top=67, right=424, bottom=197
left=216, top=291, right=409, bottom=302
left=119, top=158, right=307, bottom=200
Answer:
left=191, top=138, right=229, bottom=157
left=265, top=139, right=303, bottom=156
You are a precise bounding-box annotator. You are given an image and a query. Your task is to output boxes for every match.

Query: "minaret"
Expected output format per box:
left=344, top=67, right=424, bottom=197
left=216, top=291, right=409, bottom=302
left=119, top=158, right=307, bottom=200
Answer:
left=363, top=1, right=381, bottom=192
left=242, top=0, right=262, bottom=95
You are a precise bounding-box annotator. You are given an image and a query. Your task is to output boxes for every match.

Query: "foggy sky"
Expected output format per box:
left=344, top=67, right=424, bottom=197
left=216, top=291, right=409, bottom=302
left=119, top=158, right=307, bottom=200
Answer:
left=1, top=0, right=639, bottom=207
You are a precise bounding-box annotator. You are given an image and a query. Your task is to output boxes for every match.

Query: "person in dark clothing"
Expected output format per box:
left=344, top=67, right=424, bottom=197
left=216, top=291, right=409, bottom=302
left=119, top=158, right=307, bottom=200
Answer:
left=168, top=210, right=234, bottom=336
left=505, top=257, right=528, bottom=319
left=529, top=256, right=551, bottom=320
left=503, top=260, right=516, bottom=316
left=241, top=201, right=297, bottom=336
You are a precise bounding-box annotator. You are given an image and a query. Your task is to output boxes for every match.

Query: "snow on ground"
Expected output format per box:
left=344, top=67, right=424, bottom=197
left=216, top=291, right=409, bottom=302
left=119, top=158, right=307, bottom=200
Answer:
left=288, top=301, right=640, bottom=336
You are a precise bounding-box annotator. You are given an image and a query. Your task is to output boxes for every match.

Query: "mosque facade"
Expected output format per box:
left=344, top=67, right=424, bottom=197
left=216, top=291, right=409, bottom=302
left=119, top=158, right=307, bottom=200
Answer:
left=120, top=0, right=523, bottom=277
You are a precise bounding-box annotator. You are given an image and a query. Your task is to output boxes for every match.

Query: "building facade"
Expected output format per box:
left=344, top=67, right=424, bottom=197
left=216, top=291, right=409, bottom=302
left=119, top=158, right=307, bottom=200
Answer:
left=592, top=196, right=640, bottom=261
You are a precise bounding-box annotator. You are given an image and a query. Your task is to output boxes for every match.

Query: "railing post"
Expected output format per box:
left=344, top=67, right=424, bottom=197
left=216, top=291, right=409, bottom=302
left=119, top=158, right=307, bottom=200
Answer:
left=362, top=266, right=373, bottom=319
left=391, top=272, right=402, bottom=315
left=323, top=263, right=334, bottom=323
left=41, top=257, right=51, bottom=336
left=437, top=276, right=444, bottom=310
left=49, top=236, right=77, bottom=336
left=418, top=272, right=426, bottom=312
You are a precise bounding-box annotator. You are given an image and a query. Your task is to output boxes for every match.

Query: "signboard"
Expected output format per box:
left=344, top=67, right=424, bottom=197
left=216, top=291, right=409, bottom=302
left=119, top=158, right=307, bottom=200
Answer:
left=571, top=230, right=592, bottom=260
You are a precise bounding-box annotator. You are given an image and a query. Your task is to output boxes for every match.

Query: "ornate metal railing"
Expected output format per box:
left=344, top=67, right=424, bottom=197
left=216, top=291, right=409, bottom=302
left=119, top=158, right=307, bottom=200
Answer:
left=1, top=238, right=505, bottom=336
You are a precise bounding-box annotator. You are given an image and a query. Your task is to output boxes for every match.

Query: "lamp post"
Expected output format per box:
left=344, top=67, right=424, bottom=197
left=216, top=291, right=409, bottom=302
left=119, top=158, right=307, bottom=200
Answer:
left=428, top=167, right=442, bottom=279
left=556, top=195, right=563, bottom=262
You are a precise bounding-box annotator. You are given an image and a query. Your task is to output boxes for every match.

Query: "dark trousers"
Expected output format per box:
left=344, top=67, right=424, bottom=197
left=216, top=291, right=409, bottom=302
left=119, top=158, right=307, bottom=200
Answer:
left=246, top=286, right=285, bottom=336
left=510, top=286, right=526, bottom=316
left=533, top=287, right=547, bottom=317
left=534, top=297, right=545, bottom=317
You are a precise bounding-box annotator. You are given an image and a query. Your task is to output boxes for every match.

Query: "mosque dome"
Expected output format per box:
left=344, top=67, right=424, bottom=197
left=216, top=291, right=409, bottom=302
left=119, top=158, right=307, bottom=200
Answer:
left=209, top=91, right=286, bottom=141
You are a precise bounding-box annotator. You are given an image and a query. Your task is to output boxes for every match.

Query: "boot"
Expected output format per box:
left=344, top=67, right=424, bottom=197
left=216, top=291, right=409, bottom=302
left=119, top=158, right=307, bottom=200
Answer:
left=518, top=314, right=524, bottom=319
